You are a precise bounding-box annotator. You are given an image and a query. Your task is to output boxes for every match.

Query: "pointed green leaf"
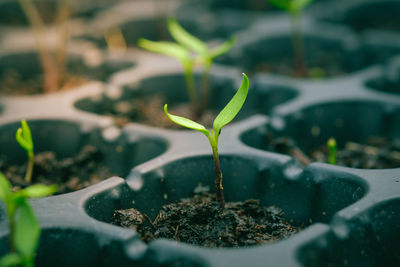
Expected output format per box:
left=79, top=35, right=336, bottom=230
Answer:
left=20, top=184, right=57, bottom=198
left=164, top=105, right=209, bottom=136
left=0, top=253, right=24, bottom=267
left=213, top=73, right=249, bottom=133
left=168, top=18, right=207, bottom=54
left=210, top=36, right=236, bottom=60
left=138, top=39, right=190, bottom=62
left=0, top=172, right=11, bottom=201
left=14, top=200, right=41, bottom=256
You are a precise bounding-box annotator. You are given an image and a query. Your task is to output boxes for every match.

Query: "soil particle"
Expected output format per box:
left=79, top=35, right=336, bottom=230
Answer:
left=265, top=135, right=400, bottom=169
left=111, top=192, right=299, bottom=248
left=0, top=69, right=89, bottom=95
left=0, top=145, right=117, bottom=194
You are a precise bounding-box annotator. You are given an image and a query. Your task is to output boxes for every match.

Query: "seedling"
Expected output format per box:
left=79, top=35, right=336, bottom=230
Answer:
left=17, top=0, right=70, bottom=92
left=138, top=18, right=235, bottom=119
left=164, top=73, right=249, bottom=208
left=268, top=0, right=314, bottom=77
left=327, top=137, right=337, bottom=165
left=0, top=172, right=57, bottom=267
left=15, top=120, right=34, bottom=183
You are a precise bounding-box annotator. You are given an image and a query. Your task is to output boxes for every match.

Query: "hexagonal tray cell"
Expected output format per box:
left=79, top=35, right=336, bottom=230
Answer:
left=0, top=50, right=134, bottom=95
left=0, top=119, right=167, bottom=194
left=0, top=228, right=135, bottom=267
left=84, top=154, right=366, bottom=249
left=75, top=72, right=298, bottom=128
left=365, top=59, right=400, bottom=95
left=317, top=0, right=400, bottom=33
left=218, top=29, right=366, bottom=78
left=241, top=100, right=400, bottom=168
left=298, top=198, right=400, bottom=267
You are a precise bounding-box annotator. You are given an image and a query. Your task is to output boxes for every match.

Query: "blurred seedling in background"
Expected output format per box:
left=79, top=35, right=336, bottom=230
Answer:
left=327, top=137, right=337, bottom=165
left=17, top=0, right=70, bottom=93
left=164, top=73, right=249, bottom=208
left=0, top=172, right=57, bottom=267
left=268, top=0, right=314, bottom=77
left=15, top=120, right=34, bottom=183
left=138, top=18, right=236, bottom=120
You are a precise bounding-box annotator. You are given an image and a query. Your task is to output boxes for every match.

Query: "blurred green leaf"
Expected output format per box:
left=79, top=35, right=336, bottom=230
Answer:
left=0, top=172, right=11, bottom=201
left=15, top=120, right=33, bottom=153
left=14, top=199, right=40, bottom=256
left=0, top=253, right=23, bottom=267
left=168, top=18, right=207, bottom=54
left=20, top=184, right=57, bottom=198
left=138, top=39, right=190, bottom=62
left=210, top=37, right=236, bottom=59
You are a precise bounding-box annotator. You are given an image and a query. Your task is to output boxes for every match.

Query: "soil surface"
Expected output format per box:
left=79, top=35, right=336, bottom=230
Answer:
left=0, top=145, right=117, bottom=194
left=0, top=69, right=89, bottom=95
left=111, top=191, right=299, bottom=248
left=252, top=50, right=348, bottom=78
left=265, top=135, right=400, bottom=169
left=99, top=95, right=216, bottom=128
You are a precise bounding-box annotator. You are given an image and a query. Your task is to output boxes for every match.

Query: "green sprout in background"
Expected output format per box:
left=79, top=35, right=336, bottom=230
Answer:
left=268, top=0, right=314, bottom=77
left=0, top=172, right=57, bottom=267
left=138, top=18, right=236, bottom=120
left=16, top=120, right=34, bottom=183
left=327, top=137, right=337, bottom=165
left=164, top=73, right=249, bottom=208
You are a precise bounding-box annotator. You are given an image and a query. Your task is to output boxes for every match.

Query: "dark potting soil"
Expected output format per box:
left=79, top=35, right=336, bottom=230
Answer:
left=266, top=135, right=400, bottom=169
left=0, top=145, right=117, bottom=194
left=111, top=192, right=299, bottom=248
left=0, top=69, right=89, bottom=95
left=252, top=50, right=348, bottom=78
left=101, top=95, right=216, bottom=128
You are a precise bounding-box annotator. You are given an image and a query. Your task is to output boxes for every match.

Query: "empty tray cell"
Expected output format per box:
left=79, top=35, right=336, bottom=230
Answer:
left=0, top=119, right=167, bottom=194
left=0, top=50, right=134, bottom=95
left=241, top=100, right=400, bottom=168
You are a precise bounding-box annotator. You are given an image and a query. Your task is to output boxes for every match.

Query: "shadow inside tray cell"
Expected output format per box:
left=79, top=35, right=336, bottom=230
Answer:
left=241, top=100, right=400, bottom=168
left=0, top=119, right=167, bottom=194
left=298, top=198, right=400, bottom=267
left=0, top=228, right=135, bottom=267
left=0, top=51, right=134, bottom=95
left=85, top=155, right=365, bottom=239
left=324, top=0, right=400, bottom=33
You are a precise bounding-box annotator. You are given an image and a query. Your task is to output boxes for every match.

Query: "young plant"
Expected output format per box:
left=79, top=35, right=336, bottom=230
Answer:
left=268, top=0, right=314, bottom=77
left=327, top=137, right=337, bottom=165
left=164, top=73, right=249, bottom=209
left=17, top=0, right=70, bottom=92
left=16, top=120, right=34, bottom=183
left=0, top=172, right=57, bottom=267
left=138, top=18, right=235, bottom=119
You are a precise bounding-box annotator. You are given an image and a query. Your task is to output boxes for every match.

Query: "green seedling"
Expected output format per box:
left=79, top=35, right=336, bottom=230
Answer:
left=138, top=18, right=235, bottom=119
left=268, top=0, right=314, bottom=77
left=0, top=172, right=57, bottom=267
left=327, top=137, right=337, bottom=165
left=164, top=73, right=249, bottom=209
left=17, top=0, right=70, bottom=92
left=16, top=120, right=34, bottom=183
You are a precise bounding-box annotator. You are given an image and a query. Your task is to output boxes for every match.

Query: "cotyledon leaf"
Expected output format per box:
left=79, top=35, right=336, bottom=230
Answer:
left=164, top=105, right=210, bottom=137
